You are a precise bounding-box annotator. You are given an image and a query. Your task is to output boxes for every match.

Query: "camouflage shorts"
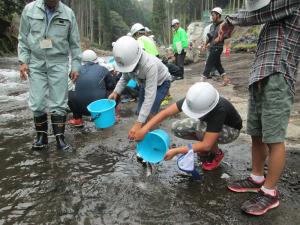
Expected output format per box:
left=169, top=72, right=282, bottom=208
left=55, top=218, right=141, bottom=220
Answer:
left=172, top=118, right=240, bottom=144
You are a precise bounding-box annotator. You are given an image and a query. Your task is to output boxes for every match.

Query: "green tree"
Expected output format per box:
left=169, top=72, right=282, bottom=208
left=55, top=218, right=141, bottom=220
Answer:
left=152, top=0, right=167, bottom=44
left=110, top=11, right=129, bottom=42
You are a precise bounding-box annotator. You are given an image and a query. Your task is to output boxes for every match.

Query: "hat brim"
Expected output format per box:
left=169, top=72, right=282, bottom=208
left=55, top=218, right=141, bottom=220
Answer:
left=114, top=49, right=142, bottom=73
left=182, top=92, right=220, bottom=119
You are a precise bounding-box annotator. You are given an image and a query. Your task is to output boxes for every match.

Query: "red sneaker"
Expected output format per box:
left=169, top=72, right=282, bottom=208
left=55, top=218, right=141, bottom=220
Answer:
left=68, top=118, right=84, bottom=127
left=201, top=149, right=224, bottom=171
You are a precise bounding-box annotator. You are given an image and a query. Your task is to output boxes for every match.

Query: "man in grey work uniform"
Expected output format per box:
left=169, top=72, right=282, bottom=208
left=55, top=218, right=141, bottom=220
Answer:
left=18, top=0, right=81, bottom=150
left=218, top=0, right=300, bottom=216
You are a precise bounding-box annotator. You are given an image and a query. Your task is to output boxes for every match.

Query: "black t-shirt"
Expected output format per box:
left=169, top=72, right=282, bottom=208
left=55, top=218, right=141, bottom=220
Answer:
left=176, top=97, right=242, bottom=133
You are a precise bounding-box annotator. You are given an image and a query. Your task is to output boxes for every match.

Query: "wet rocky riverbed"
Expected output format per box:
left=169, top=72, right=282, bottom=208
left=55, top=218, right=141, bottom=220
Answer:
left=0, top=55, right=299, bottom=225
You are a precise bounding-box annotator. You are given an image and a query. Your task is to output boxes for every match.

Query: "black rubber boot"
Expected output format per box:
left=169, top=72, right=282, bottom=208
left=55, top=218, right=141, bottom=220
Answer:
left=32, top=114, right=48, bottom=150
left=51, top=115, right=70, bottom=150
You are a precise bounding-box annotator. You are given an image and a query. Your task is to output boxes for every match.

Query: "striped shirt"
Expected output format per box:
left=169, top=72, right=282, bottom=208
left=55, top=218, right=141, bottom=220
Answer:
left=227, top=0, right=300, bottom=94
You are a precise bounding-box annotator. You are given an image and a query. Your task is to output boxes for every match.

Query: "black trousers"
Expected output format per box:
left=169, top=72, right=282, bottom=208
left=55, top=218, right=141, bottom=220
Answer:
left=175, top=51, right=186, bottom=78
left=68, top=91, right=92, bottom=119
left=203, top=47, right=225, bottom=77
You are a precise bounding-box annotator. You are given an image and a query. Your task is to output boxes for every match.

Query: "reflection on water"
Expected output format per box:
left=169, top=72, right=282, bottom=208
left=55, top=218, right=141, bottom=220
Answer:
left=0, top=58, right=234, bottom=224
left=3, top=57, right=299, bottom=224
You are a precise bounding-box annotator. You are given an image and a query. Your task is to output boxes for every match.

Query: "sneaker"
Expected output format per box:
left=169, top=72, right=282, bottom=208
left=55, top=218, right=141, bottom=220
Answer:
left=241, top=190, right=279, bottom=216
left=160, top=99, right=170, bottom=107
left=220, top=75, right=231, bottom=86
left=165, top=95, right=173, bottom=101
left=121, top=97, right=131, bottom=103
left=68, top=118, right=84, bottom=127
left=227, top=177, right=264, bottom=193
left=201, top=149, right=224, bottom=171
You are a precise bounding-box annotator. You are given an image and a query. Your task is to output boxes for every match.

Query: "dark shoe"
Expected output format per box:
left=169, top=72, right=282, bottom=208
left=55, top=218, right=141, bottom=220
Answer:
left=197, top=151, right=216, bottom=163
left=32, top=114, right=48, bottom=150
left=227, top=177, right=264, bottom=193
left=241, top=190, right=279, bottom=216
left=201, top=149, right=224, bottom=171
left=51, top=115, right=70, bottom=150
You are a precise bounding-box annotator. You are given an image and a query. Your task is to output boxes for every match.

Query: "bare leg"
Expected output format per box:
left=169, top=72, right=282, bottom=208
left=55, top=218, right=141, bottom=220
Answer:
left=264, top=142, right=286, bottom=189
left=251, top=136, right=268, bottom=176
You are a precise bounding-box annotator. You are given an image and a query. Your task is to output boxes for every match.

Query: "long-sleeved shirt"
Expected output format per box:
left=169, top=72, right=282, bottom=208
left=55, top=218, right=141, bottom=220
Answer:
left=114, top=51, right=171, bottom=123
left=227, top=0, right=300, bottom=94
left=18, top=0, right=81, bottom=71
left=172, top=27, right=188, bottom=54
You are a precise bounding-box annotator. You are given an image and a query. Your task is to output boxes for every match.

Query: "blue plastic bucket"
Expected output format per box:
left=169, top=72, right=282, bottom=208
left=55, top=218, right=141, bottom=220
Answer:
left=87, top=99, right=116, bottom=128
left=127, top=79, right=137, bottom=88
left=136, top=129, right=170, bottom=163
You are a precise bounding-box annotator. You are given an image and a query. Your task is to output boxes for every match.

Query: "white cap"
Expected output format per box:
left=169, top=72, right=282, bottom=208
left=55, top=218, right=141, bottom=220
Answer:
left=171, top=19, right=180, bottom=26
left=211, top=7, right=222, bottom=15
left=182, top=82, right=219, bottom=119
left=245, top=0, right=271, bottom=11
left=130, top=23, right=145, bottom=36
left=82, top=50, right=98, bottom=63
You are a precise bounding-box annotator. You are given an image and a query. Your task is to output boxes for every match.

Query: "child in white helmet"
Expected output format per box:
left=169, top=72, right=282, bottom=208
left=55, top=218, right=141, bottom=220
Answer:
left=135, top=82, right=242, bottom=171
left=109, top=36, right=171, bottom=139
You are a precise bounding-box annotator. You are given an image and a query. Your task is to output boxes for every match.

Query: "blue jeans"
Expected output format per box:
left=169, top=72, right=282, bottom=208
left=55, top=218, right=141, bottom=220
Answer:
left=137, top=80, right=171, bottom=116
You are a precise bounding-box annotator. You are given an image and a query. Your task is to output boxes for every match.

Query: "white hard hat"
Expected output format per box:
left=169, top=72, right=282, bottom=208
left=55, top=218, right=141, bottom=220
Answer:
left=182, top=82, right=219, bottom=119
left=211, top=7, right=222, bottom=15
left=113, top=36, right=142, bottom=73
left=130, top=23, right=145, bottom=36
left=82, top=50, right=98, bottom=63
left=171, top=19, right=180, bottom=26
left=144, top=27, right=151, bottom=32
left=245, top=0, right=270, bottom=11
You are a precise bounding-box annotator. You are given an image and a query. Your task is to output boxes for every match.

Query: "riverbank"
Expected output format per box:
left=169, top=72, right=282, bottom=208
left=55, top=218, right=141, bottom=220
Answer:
left=0, top=53, right=299, bottom=225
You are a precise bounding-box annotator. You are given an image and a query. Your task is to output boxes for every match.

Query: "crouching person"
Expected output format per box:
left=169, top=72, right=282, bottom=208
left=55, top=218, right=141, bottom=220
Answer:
left=135, top=82, right=242, bottom=170
left=109, top=36, right=172, bottom=139
left=68, top=50, right=116, bottom=127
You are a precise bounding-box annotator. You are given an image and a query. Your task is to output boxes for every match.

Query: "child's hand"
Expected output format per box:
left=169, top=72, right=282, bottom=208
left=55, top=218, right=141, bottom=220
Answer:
left=164, top=148, right=179, bottom=161
left=128, top=122, right=142, bottom=140
left=134, top=127, right=147, bottom=141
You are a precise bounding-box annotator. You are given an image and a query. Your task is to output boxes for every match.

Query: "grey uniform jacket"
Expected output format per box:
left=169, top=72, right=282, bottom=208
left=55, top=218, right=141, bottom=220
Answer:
left=114, top=51, right=172, bottom=123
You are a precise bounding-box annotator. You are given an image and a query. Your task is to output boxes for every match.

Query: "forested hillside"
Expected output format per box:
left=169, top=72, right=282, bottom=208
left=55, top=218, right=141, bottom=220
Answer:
left=0, top=0, right=245, bottom=54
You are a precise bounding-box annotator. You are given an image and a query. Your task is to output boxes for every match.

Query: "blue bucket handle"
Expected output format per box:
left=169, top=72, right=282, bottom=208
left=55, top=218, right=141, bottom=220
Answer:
left=91, top=113, right=101, bottom=122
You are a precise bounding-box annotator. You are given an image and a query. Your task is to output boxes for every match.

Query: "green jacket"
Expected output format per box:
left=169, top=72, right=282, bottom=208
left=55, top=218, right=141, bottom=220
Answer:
left=18, top=0, right=81, bottom=71
left=172, top=27, right=188, bottom=54
left=138, top=35, right=159, bottom=56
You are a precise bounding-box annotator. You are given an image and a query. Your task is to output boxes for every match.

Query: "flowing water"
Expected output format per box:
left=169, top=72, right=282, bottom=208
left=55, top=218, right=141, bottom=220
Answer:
left=0, top=57, right=299, bottom=225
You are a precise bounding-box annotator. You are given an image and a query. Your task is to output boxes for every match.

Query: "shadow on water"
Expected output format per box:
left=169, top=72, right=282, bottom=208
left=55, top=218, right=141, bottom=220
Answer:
left=0, top=58, right=299, bottom=224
